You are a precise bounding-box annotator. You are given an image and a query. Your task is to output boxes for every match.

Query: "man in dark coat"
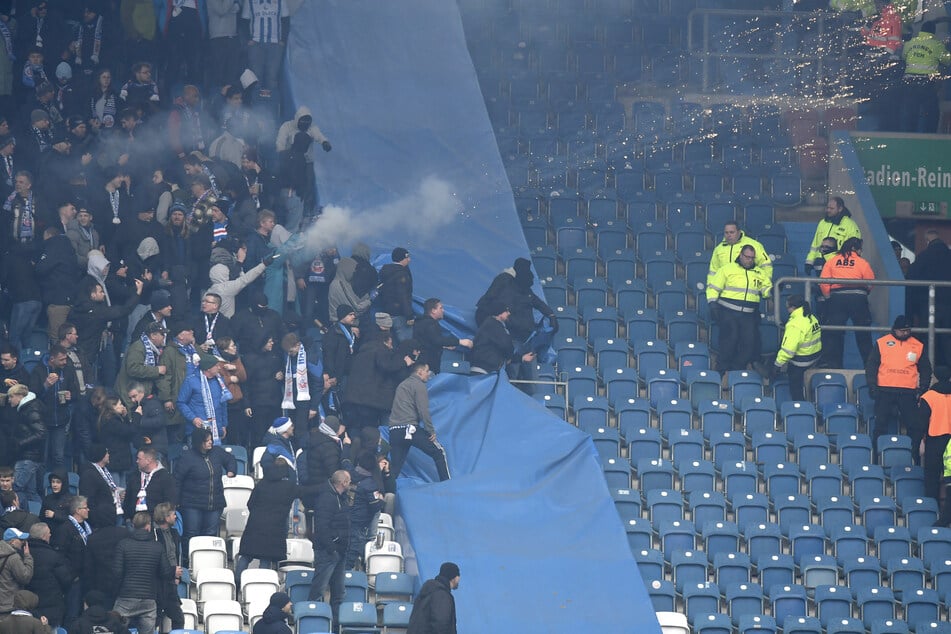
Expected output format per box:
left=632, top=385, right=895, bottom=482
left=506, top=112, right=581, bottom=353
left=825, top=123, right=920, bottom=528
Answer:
left=379, top=247, right=414, bottom=342
left=307, top=470, right=351, bottom=624
left=122, top=447, right=177, bottom=520
left=77, top=444, right=121, bottom=530
left=67, top=276, right=144, bottom=377
left=251, top=591, right=292, bottom=634
left=231, top=290, right=285, bottom=354
left=9, top=384, right=48, bottom=508
left=112, top=511, right=174, bottom=634
left=35, top=222, right=81, bottom=342
left=303, top=416, right=350, bottom=496
left=407, top=562, right=460, bottom=634
left=82, top=526, right=130, bottom=607
left=907, top=228, right=951, bottom=365
left=28, top=345, right=79, bottom=471
left=469, top=301, right=534, bottom=375
left=26, top=522, right=71, bottom=627
left=413, top=298, right=472, bottom=374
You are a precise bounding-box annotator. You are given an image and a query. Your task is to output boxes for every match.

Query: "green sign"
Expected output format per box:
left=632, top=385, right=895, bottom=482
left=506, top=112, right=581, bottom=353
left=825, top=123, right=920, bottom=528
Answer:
left=851, top=133, right=951, bottom=219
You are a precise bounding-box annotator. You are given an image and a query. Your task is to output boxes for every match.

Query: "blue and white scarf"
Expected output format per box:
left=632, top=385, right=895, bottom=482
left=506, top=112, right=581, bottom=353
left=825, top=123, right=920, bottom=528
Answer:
left=282, top=345, right=310, bottom=409
left=0, top=19, right=14, bottom=63
left=198, top=369, right=221, bottom=445
left=141, top=332, right=161, bottom=366
left=68, top=514, right=92, bottom=545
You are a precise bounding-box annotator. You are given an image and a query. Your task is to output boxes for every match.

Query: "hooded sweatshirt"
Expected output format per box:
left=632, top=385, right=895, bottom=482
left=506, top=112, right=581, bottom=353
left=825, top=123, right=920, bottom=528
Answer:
left=328, top=258, right=371, bottom=323
left=275, top=106, right=328, bottom=157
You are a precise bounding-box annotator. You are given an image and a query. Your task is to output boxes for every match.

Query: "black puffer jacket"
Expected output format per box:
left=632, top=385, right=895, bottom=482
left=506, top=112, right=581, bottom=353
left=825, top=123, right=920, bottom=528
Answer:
left=304, top=429, right=350, bottom=490
left=13, top=394, right=47, bottom=462
left=343, top=338, right=407, bottom=410
left=251, top=603, right=292, bottom=634
left=25, top=537, right=72, bottom=624
left=113, top=528, right=173, bottom=600
left=174, top=443, right=237, bottom=511
left=312, top=481, right=350, bottom=554
left=239, top=466, right=305, bottom=562
left=407, top=575, right=457, bottom=634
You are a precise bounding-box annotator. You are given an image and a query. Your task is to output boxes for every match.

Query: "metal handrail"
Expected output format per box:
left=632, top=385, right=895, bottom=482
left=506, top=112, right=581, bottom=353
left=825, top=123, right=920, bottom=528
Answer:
left=772, top=276, right=951, bottom=365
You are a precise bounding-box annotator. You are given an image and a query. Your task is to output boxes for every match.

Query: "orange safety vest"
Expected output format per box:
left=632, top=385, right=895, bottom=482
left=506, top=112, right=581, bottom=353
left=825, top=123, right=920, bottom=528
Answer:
left=819, top=252, right=874, bottom=297
left=876, top=334, right=923, bottom=389
left=922, top=390, right=951, bottom=436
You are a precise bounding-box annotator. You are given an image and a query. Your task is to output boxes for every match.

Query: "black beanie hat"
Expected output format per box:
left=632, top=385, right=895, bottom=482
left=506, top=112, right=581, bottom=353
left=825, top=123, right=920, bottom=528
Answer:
left=336, top=304, right=355, bottom=320
left=268, top=591, right=291, bottom=609
left=87, top=443, right=109, bottom=462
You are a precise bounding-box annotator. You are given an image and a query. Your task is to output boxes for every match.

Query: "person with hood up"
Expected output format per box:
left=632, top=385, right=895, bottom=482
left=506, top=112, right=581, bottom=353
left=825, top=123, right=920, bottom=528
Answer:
left=207, top=244, right=276, bottom=318
left=174, top=428, right=236, bottom=547
left=231, top=290, right=285, bottom=353
left=0, top=590, right=47, bottom=634
left=804, top=196, right=862, bottom=273
left=328, top=257, right=372, bottom=327
left=235, top=462, right=309, bottom=583
left=68, top=590, right=130, bottom=634
left=406, top=562, right=460, bottom=634
left=242, top=335, right=285, bottom=443
left=37, top=473, right=70, bottom=536
left=68, top=252, right=144, bottom=379
left=8, top=384, right=47, bottom=508
left=251, top=591, right=293, bottom=634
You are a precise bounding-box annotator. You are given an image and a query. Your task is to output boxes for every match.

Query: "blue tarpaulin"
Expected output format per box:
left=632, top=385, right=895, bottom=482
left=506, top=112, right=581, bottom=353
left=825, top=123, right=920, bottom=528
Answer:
left=285, top=2, right=660, bottom=631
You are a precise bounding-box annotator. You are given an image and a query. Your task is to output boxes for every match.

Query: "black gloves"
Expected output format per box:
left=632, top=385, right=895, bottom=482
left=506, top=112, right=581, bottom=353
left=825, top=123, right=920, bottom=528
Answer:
left=263, top=253, right=281, bottom=266
left=548, top=314, right=559, bottom=334
left=708, top=301, right=721, bottom=322
left=322, top=140, right=332, bottom=152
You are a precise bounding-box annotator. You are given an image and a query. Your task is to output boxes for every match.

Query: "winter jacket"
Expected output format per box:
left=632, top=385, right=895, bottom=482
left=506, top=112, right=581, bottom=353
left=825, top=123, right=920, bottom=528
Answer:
left=327, top=258, right=371, bottom=324
left=113, top=529, right=173, bottom=600
left=413, top=315, right=460, bottom=373
left=81, top=525, right=130, bottom=604
left=350, top=244, right=378, bottom=299
left=321, top=323, right=355, bottom=381
left=312, top=481, right=349, bottom=554
left=379, top=262, right=414, bottom=319
left=303, top=430, right=350, bottom=491
left=67, top=291, right=141, bottom=363
left=208, top=261, right=266, bottom=318
left=36, top=234, right=81, bottom=306
left=0, top=611, right=48, bottom=634
left=230, top=305, right=285, bottom=356
left=95, top=413, right=136, bottom=475
left=68, top=604, right=130, bottom=634
left=0, top=541, right=34, bottom=613
left=174, top=446, right=237, bottom=511
left=475, top=270, right=553, bottom=342
left=130, top=395, right=167, bottom=454
left=65, top=221, right=101, bottom=270
left=242, top=347, right=283, bottom=417
left=176, top=371, right=229, bottom=442
left=251, top=604, right=292, bottom=634
left=121, top=467, right=177, bottom=519
left=349, top=467, right=385, bottom=534
left=115, top=339, right=164, bottom=407
left=239, top=469, right=303, bottom=562
left=14, top=394, right=47, bottom=463
left=275, top=106, right=328, bottom=156
left=406, top=575, right=456, bottom=634
left=469, top=318, right=517, bottom=374
left=343, top=338, right=407, bottom=410
left=29, top=358, right=79, bottom=429
left=78, top=463, right=119, bottom=530
left=26, top=538, right=71, bottom=622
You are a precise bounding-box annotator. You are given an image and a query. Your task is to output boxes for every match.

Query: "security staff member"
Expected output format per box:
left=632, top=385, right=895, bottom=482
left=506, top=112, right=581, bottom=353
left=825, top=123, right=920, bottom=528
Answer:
left=772, top=295, right=822, bottom=402
left=899, top=21, right=951, bottom=133
left=707, top=221, right=772, bottom=287
left=707, top=245, right=771, bottom=372
left=866, top=315, right=932, bottom=458
left=819, top=237, right=874, bottom=368
left=920, top=365, right=951, bottom=499
left=804, top=197, right=862, bottom=273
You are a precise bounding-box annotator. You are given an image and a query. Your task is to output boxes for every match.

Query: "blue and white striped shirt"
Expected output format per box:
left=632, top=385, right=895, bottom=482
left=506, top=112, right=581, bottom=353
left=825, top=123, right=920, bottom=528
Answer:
left=242, top=0, right=289, bottom=44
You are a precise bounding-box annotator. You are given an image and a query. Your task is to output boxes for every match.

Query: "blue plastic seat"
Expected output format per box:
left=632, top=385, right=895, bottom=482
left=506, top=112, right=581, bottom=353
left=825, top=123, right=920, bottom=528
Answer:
left=710, top=432, right=746, bottom=471
left=727, top=371, right=764, bottom=406
left=731, top=492, right=770, bottom=530
left=540, top=274, right=568, bottom=305
left=891, top=466, right=926, bottom=502
left=582, top=305, right=620, bottom=341
left=900, top=496, right=938, bottom=535
left=293, top=602, right=333, bottom=634
left=665, top=311, right=700, bottom=345
left=588, top=425, right=621, bottom=458
left=573, top=395, right=610, bottom=432
left=721, top=460, right=758, bottom=498
left=625, top=307, right=660, bottom=341
left=564, top=364, right=598, bottom=398
left=647, top=579, right=677, bottom=612
left=855, top=586, right=896, bottom=628
left=635, top=224, right=668, bottom=255
left=633, top=339, right=670, bottom=377
left=714, top=551, right=751, bottom=588
left=751, top=431, right=787, bottom=466
left=827, top=618, right=867, bottom=634
left=645, top=488, right=684, bottom=527
left=779, top=401, right=817, bottom=442
left=814, top=495, right=854, bottom=535
left=342, top=570, right=369, bottom=603
left=561, top=245, right=598, bottom=281
left=737, top=615, right=777, bottom=634
left=876, top=435, right=914, bottom=469
left=614, top=277, right=650, bottom=315
left=670, top=436, right=707, bottom=473
left=807, top=463, right=844, bottom=499
left=689, top=490, right=727, bottom=532
left=836, top=433, right=874, bottom=475
left=588, top=198, right=619, bottom=226
left=653, top=280, right=688, bottom=317
left=849, top=464, right=886, bottom=504
left=829, top=523, right=867, bottom=561
left=606, top=370, right=641, bottom=410
left=647, top=371, right=681, bottom=408
left=698, top=400, right=734, bottom=439
left=285, top=571, right=314, bottom=605
left=694, top=612, right=732, bottom=634
left=815, top=585, right=854, bottom=627
left=914, top=622, right=951, bottom=634
left=675, top=342, right=711, bottom=373
left=887, top=557, right=925, bottom=600
left=773, top=494, right=811, bottom=534
left=783, top=616, right=823, bottom=634
left=627, top=426, right=662, bottom=466
left=671, top=549, right=708, bottom=592
left=741, top=396, right=777, bottom=437
left=601, top=457, right=631, bottom=490
left=917, top=526, right=951, bottom=565
left=928, top=557, right=951, bottom=599
left=742, top=523, right=783, bottom=565
left=634, top=548, right=665, bottom=583
left=800, top=554, right=840, bottom=591
left=642, top=252, right=676, bottom=288
left=657, top=399, right=692, bottom=439
left=701, top=521, right=740, bottom=561
left=823, top=403, right=859, bottom=440
left=764, top=463, right=801, bottom=502
left=637, top=457, right=675, bottom=491
left=625, top=517, right=652, bottom=553
left=725, top=582, right=765, bottom=625
left=685, top=369, right=721, bottom=409
left=683, top=583, right=722, bottom=625
left=658, top=519, right=697, bottom=559
left=843, top=555, right=882, bottom=588
left=788, top=523, right=826, bottom=565
left=574, top=277, right=609, bottom=311
left=810, top=372, right=848, bottom=411
left=874, top=526, right=912, bottom=565
left=860, top=496, right=897, bottom=538
left=770, top=583, right=808, bottom=622
left=792, top=433, right=830, bottom=471
left=611, top=488, right=642, bottom=524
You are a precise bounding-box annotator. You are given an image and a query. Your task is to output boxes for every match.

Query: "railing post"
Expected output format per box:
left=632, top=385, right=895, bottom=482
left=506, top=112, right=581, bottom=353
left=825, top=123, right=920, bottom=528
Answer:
left=929, top=285, right=936, bottom=367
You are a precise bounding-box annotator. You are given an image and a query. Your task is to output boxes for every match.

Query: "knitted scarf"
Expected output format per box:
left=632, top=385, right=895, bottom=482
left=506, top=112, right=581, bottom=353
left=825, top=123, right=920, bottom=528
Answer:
left=141, top=332, right=161, bottom=366
left=68, top=514, right=92, bottom=545
left=0, top=19, right=13, bottom=63
left=75, top=16, right=103, bottom=63
left=199, top=370, right=221, bottom=445
left=203, top=165, right=221, bottom=197
left=282, top=345, right=310, bottom=409
left=317, top=419, right=342, bottom=449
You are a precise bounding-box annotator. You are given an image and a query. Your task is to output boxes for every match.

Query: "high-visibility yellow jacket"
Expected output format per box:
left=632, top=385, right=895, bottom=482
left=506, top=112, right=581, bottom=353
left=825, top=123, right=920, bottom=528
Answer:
left=708, top=232, right=772, bottom=287
left=902, top=31, right=951, bottom=77
left=776, top=306, right=822, bottom=368
left=805, top=214, right=862, bottom=264
left=706, top=261, right=771, bottom=313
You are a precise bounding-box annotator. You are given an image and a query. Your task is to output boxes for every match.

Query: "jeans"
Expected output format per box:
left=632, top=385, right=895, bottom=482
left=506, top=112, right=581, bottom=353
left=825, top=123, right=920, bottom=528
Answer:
left=308, top=547, right=345, bottom=621
left=234, top=555, right=275, bottom=586
left=180, top=508, right=221, bottom=553
left=13, top=459, right=42, bottom=508
left=46, top=424, right=69, bottom=471
left=344, top=522, right=375, bottom=570
left=113, top=597, right=157, bottom=634
left=248, top=42, right=284, bottom=92
left=9, top=300, right=41, bottom=351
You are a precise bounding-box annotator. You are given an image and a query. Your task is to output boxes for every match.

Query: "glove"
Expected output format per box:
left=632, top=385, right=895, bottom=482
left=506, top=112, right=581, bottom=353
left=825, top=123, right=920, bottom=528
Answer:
left=322, top=140, right=332, bottom=152
left=547, top=314, right=559, bottom=334
left=263, top=253, right=281, bottom=266
left=708, top=301, right=721, bottom=322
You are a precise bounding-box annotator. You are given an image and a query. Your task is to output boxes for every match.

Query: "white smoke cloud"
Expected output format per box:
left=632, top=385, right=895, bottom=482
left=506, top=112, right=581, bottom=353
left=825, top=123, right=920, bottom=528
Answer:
left=299, top=176, right=462, bottom=253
